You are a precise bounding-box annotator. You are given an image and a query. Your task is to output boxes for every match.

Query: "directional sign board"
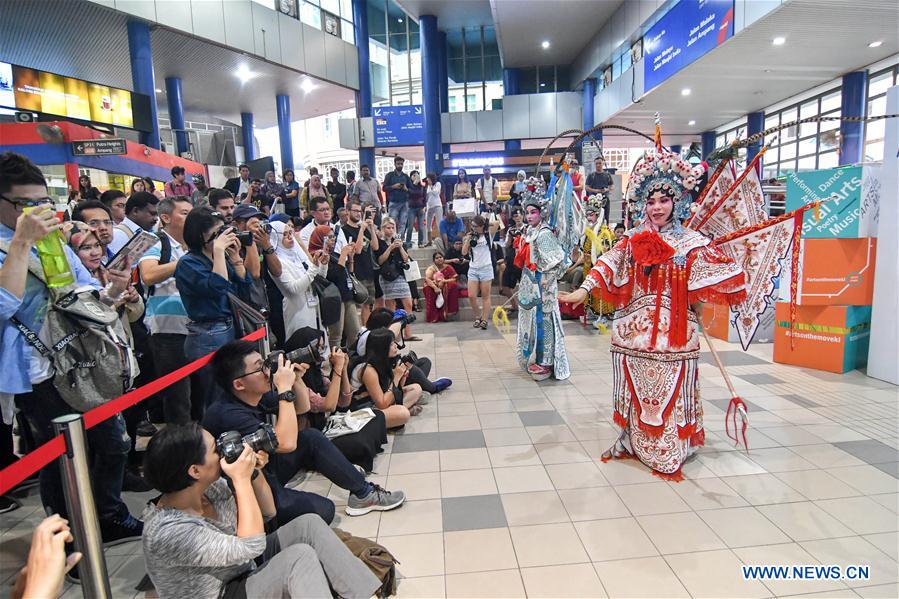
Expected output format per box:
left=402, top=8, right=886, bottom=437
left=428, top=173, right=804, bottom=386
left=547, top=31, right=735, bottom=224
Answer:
left=71, top=138, right=127, bottom=156
left=643, top=0, right=734, bottom=91
left=373, top=105, right=424, bottom=147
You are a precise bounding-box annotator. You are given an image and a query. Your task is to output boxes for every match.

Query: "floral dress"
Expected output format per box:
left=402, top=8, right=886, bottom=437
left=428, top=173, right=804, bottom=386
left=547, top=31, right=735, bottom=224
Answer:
left=582, top=224, right=746, bottom=477
left=515, top=224, right=571, bottom=381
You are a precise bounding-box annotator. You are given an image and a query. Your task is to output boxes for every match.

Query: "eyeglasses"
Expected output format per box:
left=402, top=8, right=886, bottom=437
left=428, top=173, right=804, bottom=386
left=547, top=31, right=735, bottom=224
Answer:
left=233, top=360, right=270, bottom=380
left=86, top=219, right=114, bottom=227
left=0, top=194, right=53, bottom=211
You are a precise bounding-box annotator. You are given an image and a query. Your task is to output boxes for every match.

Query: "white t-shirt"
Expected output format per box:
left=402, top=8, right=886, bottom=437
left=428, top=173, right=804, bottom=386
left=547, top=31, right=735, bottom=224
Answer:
left=299, top=220, right=347, bottom=253
left=426, top=182, right=442, bottom=208
left=476, top=177, right=498, bottom=204
left=469, top=234, right=493, bottom=269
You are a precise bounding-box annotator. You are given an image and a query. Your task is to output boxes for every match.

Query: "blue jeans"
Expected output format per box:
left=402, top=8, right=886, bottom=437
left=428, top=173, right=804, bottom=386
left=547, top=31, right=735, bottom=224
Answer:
left=184, top=319, right=235, bottom=409
left=15, top=380, right=131, bottom=520
left=404, top=206, right=425, bottom=246
left=388, top=202, right=410, bottom=240
left=272, top=428, right=371, bottom=524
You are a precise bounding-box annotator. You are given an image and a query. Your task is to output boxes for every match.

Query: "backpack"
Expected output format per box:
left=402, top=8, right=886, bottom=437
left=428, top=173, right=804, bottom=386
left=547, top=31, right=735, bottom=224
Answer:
left=145, top=231, right=172, bottom=297
left=0, top=241, right=139, bottom=412
left=311, top=274, right=342, bottom=326
left=332, top=528, right=398, bottom=598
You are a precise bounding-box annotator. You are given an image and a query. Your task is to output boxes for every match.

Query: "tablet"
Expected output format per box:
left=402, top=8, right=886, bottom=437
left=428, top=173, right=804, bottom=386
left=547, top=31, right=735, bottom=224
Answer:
left=107, top=230, right=159, bottom=271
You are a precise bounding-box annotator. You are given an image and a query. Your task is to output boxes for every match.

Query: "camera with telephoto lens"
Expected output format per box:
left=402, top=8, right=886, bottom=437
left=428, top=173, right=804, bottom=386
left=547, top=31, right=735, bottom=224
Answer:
left=468, top=232, right=478, bottom=247
left=217, top=225, right=254, bottom=247
left=264, top=338, right=323, bottom=372
left=215, top=424, right=279, bottom=464
left=401, top=350, right=418, bottom=365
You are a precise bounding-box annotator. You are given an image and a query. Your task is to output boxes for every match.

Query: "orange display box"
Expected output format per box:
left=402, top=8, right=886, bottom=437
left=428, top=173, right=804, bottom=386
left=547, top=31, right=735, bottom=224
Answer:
left=701, top=302, right=775, bottom=344
left=773, top=302, right=871, bottom=373
left=781, top=238, right=877, bottom=306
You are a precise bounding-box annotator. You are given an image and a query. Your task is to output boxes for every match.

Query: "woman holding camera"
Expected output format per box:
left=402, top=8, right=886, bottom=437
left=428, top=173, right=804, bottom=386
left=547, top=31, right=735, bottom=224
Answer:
left=284, top=328, right=388, bottom=472
left=142, top=423, right=381, bottom=599
left=462, top=215, right=499, bottom=330
left=350, top=328, right=423, bottom=428
left=268, top=220, right=329, bottom=340
left=175, top=208, right=254, bottom=408
left=375, top=217, right=418, bottom=341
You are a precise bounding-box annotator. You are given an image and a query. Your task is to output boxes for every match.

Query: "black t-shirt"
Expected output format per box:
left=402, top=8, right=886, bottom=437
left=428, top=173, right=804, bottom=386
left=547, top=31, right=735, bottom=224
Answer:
left=326, top=252, right=354, bottom=303
left=445, top=247, right=469, bottom=276
left=342, top=223, right=376, bottom=281
left=327, top=181, right=347, bottom=208
left=586, top=170, right=613, bottom=191
left=373, top=239, right=406, bottom=281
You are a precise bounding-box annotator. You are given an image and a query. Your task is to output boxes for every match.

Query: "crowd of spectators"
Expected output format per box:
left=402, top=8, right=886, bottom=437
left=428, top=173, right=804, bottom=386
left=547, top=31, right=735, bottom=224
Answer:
left=0, top=150, right=618, bottom=596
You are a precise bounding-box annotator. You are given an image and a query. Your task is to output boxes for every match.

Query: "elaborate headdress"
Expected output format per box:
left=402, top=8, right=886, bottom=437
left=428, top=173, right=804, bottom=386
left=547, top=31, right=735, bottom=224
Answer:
left=519, top=176, right=547, bottom=213
left=584, top=194, right=606, bottom=215
left=627, top=149, right=704, bottom=223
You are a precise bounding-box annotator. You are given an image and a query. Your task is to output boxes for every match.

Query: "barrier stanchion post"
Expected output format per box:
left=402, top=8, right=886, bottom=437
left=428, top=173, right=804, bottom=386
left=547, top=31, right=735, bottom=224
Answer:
left=52, top=414, right=111, bottom=599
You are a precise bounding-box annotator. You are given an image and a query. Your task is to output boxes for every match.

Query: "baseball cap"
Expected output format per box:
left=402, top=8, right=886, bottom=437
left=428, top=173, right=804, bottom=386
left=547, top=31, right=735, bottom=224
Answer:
left=232, top=204, right=263, bottom=221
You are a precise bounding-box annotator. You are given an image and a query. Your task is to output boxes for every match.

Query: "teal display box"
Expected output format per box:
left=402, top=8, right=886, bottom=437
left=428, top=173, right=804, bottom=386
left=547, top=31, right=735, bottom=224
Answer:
left=785, top=165, right=881, bottom=239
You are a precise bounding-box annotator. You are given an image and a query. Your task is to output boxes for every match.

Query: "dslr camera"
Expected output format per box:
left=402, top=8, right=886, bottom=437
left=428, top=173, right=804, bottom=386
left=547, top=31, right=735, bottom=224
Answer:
left=391, top=309, right=416, bottom=327
left=217, top=225, right=254, bottom=247
left=263, top=338, right=323, bottom=372
left=215, top=424, right=279, bottom=464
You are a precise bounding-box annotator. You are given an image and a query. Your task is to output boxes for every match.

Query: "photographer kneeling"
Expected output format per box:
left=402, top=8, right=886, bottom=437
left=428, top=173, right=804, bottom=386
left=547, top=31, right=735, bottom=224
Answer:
left=355, top=307, right=452, bottom=395
left=204, top=341, right=404, bottom=524
left=142, top=423, right=380, bottom=599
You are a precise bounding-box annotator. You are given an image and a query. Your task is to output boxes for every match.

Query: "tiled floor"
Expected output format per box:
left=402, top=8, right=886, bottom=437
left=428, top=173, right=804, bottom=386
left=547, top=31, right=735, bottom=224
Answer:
left=1, top=317, right=897, bottom=598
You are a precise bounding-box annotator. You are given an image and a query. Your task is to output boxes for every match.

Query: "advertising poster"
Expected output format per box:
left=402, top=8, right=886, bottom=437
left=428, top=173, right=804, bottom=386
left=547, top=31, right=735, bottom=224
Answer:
left=374, top=105, right=424, bottom=146
left=4, top=64, right=133, bottom=128
left=644, top=0, right=735, bottom=91
left=785, top=165, right=880, bottom=238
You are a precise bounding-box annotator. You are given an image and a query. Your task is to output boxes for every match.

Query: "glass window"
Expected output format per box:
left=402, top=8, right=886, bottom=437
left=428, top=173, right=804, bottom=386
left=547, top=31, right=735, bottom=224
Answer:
left=556, top=65, right=570, bottom=92
left=466, top=94, right=481, bottom=111
left=820, top=90, right=840, bottom=113
left=341, top=21, right=355, bottom=43
left=321, top=0, right=339, bottom=14
left=519, top=67, right=537, bottom=94
left=301, top=1, right=321, bottom=28
left=818, top=151, right=838, bottom=170
left=868, top=71, right=895, bottom=97
left=341, top=0, right=353, bottom=19
left=797, top=155, right=816, bottom=171
left=252, top=0, right=275, bottom=8
left=538, top=65, right=554, bottom=92
left=798, top=136, right=817, bottom=157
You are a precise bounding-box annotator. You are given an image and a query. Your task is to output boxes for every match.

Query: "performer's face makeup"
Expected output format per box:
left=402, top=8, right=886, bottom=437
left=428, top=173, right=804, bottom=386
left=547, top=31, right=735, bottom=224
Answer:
left=526, top=206, right=541, bottom=226
left=645, top=191, right=673, bottom=227
left=587, top=211, right=598, bottom=224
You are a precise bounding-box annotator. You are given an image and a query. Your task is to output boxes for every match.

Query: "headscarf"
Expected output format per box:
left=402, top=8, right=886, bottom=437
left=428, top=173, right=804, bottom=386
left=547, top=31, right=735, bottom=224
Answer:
left=269, top=220, right=308, bottom=267
left=262, top=170, right=284, bottom=198
left=308, top=224, right=334, bottom=253
left=308, top=175, right=327, bottom=198
left=512, top=170, right=528, bottom=193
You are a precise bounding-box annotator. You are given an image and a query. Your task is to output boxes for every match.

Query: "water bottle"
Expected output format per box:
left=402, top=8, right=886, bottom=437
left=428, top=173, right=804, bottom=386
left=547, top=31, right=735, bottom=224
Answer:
left=23, top=206, right=75, bottom=288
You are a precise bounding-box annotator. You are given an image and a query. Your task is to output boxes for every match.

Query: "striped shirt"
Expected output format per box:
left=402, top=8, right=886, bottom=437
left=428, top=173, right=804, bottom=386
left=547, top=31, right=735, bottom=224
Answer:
left=140, top=231, right=189, bottom=335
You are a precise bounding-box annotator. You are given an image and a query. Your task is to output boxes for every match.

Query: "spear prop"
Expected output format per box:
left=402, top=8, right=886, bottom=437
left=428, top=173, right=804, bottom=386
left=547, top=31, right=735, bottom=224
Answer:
left=701, top=329, right=749, bottom=451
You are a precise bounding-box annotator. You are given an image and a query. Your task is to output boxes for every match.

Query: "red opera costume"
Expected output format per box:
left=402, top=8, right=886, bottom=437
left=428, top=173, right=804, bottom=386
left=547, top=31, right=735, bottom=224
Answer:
left=579, top=149, right=746, bottom=479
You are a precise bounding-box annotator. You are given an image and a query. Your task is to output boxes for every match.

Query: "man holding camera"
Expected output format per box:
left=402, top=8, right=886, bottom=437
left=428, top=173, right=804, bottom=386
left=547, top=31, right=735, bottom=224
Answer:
left=585, top=157, right=614, bottom=224
left=382, top=156, right=411, bottom=245
left=342, top=199, right=379, bottom=325
left=204, top=340, right=405, bottom=525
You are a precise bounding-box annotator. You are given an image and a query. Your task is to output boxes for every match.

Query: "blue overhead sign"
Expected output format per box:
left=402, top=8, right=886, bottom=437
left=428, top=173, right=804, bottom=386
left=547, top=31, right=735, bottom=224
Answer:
left=373, top=105, right=424, bottom=147
left=643, top=0, right=735, bottom=91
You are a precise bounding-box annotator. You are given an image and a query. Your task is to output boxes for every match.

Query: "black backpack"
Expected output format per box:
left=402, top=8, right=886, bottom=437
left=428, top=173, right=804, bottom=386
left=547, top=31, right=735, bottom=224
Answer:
left=311, top=275, right=342, bottom=326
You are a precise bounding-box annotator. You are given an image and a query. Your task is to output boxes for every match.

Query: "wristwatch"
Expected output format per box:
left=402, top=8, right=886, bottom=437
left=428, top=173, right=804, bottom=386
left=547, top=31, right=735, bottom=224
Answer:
left=262, top=247, right=275, bottom=255
left=277, top=390, right=297, bottom=403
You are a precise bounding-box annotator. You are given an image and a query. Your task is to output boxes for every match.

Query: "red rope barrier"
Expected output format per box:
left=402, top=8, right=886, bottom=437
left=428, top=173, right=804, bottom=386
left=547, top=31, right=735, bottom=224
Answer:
left=0, top=327, right=266, bottom=496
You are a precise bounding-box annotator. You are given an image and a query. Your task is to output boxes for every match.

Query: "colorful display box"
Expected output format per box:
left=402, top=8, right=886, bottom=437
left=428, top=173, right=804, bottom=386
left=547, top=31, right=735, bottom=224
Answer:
left=778, top=237, right=876, bottom=306
left=785, top=165, right=881, bottom=239
left=702, top=302, right=775, bottom=344
left=773, top=302, right=872, bottom=373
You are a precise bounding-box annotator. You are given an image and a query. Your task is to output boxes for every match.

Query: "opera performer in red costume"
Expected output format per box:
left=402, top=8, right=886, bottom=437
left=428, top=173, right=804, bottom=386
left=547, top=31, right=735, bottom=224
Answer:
left=561, top=149, right=746, bottom=479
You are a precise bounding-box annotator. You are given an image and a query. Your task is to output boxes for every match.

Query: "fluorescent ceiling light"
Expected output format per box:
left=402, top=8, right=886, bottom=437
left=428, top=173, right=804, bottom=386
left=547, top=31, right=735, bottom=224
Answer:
left=236, top=65, right=256, bottom=80
left=688, top=120, right=696, bottom=126
left=681, top=88, right=691, bottom=96
left=541, top=40, right=550, bottom=49
left=868, top=40, right=883, bottom=48
left=155, top=88, right=162, bottom=93
left=772, top=37, right=786, bottom=46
